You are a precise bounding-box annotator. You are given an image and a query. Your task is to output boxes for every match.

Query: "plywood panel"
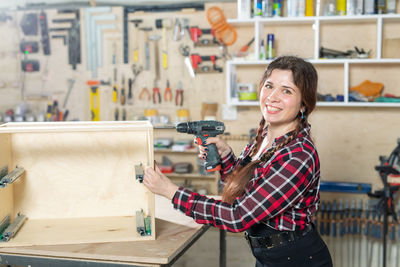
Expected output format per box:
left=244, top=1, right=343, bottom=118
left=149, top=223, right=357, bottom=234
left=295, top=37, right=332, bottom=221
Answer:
left=0, top=133, right=13, bottom=222
left=0, top=195, right=204, bottom=264
left=0, top=216, right=152, bottom=247
left=0, top=121, right=155, bottom=246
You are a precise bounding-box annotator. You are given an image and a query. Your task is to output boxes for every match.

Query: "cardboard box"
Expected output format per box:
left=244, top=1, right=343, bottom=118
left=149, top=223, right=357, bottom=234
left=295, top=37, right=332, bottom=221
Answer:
left=0, top=121, right=155, bottom=247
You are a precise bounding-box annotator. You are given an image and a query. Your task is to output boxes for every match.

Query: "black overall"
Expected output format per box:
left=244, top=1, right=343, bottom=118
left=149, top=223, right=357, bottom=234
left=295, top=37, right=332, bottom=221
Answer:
left=245, top=223, right=333, bottom=267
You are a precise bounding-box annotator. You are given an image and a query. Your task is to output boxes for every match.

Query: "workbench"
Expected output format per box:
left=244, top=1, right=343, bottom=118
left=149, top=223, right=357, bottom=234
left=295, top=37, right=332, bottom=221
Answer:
left=0, top=195, right=209, bottom=267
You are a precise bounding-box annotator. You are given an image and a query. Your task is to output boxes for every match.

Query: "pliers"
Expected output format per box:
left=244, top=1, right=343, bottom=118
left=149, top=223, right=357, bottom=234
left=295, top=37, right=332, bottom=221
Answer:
left=164, top=80, right=172, bottom=102
left=153, top=79, right=161, bottom=104
left=139, top=86, right=151, bottom=101
left=175, top=81, right=183, bottom=106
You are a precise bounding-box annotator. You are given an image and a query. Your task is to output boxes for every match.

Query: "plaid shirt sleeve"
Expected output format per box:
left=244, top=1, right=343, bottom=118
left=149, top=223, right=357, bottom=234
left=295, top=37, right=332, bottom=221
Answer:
left=172, top=142, right=319, bottom=232
left=219, top=143, right=253, bottom=181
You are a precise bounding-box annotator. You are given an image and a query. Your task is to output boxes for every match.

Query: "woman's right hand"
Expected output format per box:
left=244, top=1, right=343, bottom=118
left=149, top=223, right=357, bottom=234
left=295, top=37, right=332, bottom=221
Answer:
left=195, top=137, right=232, bottom=160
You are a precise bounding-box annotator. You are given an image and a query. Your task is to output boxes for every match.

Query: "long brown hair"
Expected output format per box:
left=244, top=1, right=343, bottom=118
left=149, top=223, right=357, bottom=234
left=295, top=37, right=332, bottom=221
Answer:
left=222, top=56, right=318, bottom=204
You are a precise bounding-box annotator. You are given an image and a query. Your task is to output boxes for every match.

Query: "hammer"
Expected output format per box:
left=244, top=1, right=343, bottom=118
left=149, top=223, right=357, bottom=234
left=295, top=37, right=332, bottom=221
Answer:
left=155, top=19, right=172, bottom=69
left=149, top=35, right=161, bottom=80
left=140, top=27, right=152, bottom=71
left=130, top=19, right=143, bottom=63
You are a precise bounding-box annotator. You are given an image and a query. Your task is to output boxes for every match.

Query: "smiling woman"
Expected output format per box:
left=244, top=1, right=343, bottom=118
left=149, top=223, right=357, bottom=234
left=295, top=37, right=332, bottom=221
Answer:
left=143, top=56, right=332, bottom=267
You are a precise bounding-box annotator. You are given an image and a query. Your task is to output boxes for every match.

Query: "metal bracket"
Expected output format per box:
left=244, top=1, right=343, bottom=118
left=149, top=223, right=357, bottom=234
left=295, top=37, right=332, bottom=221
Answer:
left=0, top=166, right=25, bottom=188
left=0, top=215, right=10, bottom=239
left=135, top=163, right=144, bottom=183
left=135, top=210, right=145, bottom=236
left=1, top=213, right=27, bottom=242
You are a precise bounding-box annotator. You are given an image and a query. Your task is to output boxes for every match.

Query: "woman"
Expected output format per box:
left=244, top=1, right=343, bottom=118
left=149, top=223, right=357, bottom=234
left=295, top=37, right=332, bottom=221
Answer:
left=143, top=56, right=332, bottom=266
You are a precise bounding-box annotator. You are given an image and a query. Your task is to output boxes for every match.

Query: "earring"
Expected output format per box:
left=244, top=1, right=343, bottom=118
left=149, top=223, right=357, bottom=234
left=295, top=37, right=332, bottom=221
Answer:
left=301, top=110, right=305, bottom=120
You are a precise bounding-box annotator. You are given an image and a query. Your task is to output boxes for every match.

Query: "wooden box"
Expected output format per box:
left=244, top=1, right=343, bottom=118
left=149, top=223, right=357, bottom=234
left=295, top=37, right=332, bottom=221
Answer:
left=0, top=121, right=155, bottom=247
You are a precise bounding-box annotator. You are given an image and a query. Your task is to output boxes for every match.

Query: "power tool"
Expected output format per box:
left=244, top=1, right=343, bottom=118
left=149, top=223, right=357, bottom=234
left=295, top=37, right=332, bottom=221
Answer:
left=176, top=120, right=225, bottom=172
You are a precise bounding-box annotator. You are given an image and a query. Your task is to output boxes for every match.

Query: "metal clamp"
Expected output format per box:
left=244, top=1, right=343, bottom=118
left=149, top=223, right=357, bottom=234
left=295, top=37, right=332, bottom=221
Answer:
left=0, top=166, right=25, bottom=188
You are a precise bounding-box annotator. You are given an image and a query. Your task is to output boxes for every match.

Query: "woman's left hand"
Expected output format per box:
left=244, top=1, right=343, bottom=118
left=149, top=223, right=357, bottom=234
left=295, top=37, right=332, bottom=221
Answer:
left=143, top=164, right=179, bottom=200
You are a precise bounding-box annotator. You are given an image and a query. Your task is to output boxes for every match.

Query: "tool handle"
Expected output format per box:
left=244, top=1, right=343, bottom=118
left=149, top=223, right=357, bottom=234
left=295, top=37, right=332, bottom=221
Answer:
left=197, top=135, right=221, bottom=172
left=163, top=52, right=168, bottom=69
left=134, top=49, right=139, bottom=62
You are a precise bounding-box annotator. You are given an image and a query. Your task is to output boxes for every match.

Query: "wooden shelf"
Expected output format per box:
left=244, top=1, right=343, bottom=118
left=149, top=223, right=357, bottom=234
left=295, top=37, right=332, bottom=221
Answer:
left=227, top=14, right=400, bottom=24
left=225, top=12, right=400, bottom=109
left=227, top=99, right=400, bottom=107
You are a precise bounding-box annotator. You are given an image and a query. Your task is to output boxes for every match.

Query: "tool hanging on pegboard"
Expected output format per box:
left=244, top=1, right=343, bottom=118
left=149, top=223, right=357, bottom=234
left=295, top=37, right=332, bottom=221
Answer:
left=50, top=9, right=82, bottom=69
left=190, top=54, right=222, bottom=74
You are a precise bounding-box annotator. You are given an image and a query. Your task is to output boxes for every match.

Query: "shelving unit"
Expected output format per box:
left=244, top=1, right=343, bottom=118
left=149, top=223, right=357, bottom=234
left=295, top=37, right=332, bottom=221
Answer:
left=226, top=14, right=400, bottom=107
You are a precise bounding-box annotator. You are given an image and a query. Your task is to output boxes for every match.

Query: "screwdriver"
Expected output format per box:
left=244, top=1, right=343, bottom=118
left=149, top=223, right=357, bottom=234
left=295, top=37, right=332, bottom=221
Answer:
left=239, top=37, right=255, bottom=53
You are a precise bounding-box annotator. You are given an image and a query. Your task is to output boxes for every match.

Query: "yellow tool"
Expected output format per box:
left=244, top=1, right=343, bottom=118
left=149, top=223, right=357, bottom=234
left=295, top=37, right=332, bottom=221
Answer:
left=88, top=80, right=100, bottom=121
left=155, top=19, right=172, bottom=69
left=130, top=20, right=143, bottom=63
left=112, top=67, right=118, bottom=103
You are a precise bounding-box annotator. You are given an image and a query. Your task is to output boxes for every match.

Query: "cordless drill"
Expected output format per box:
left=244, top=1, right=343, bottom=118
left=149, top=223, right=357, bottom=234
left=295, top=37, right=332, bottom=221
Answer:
left=176, top=120, right=225, bottom=172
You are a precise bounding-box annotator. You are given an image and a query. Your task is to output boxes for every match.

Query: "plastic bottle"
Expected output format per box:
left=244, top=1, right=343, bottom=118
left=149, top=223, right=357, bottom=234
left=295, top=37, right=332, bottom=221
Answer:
left=273, top=0, right=282, bottom=17
left=346, top=0, right=356, bottom=15
left=238, top=0, right=252, bottom=19
left=306, top=0, right=314, bottom=16
left=262, top=0, right=274, bottom=17
left=376, top=0, right=386, bottom=14
left=260, top=40, right=265, bottom=60
left=387, top=0, right=397, bottom=14
left=355, top=0, right=363, bottom=15
left=364, top=0, right=375, bottom=14
left=298, top=0, right=306, bottom=16
left=287, top=0, right=298, bottom=17
left=254, top=0, right=263, bottom=16
left=323, top=0, right=336, bottom=15
left=336, top=0, right=346, bottom=15
left=267, top=34, right=274, bottom=59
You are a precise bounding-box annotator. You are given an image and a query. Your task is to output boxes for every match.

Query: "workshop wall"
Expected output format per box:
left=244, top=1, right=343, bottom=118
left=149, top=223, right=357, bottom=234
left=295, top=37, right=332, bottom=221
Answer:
left=0, top=1, right=399, bottom=191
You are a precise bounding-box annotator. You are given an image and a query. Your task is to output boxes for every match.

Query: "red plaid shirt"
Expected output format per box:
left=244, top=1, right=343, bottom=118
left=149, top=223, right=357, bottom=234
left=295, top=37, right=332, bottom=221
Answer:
left=172, top=124, right=320, bottom=232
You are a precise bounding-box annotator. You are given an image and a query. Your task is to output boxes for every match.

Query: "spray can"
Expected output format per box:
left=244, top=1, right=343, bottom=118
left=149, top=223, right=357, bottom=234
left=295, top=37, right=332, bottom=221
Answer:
left=260, top=40, right=266, bottom=60
left=287, top=0, right=298, bottom=17
left=254, top=0, right=263, bottom=16
left=267, top=34, right=274, bottom=59
left=298, top=0, right=306, bottom=16
left=238, top=0, right=252, bottom=19
left=273, top=0, right=282, bottom=16
left=387, top=0, right=397, bottom=13
left=364, top=0, right=375, bottom=14
left=306, top=0, right=314, bottom=16
left=346, top=0, right=356, bottom=15
left=355, top=0, right=363, bottom=15
left=336, top=0, right=346, bottom=15
left=376, top=0, right=386, bottom=14
left=323, top=0, right=336, bottom=15
left=262, top=0, right=274, bottom=17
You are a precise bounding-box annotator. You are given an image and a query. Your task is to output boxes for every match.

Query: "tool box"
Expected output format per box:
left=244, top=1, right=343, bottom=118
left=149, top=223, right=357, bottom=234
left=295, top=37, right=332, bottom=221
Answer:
left=0, top=121, right=155, bottom=247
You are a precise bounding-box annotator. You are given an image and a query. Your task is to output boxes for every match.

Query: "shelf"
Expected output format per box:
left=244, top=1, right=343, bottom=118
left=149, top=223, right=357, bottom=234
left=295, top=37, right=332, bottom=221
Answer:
left=317, top=102, right=400, bottom=107
left=227, top=99, right=400, bottom=108
left=227, top=59, right=400, bottom=65
left=227, top=14, right=400, bottom=24
left=155, top=148, right=198, bottom=154
left=166, top=173, right=217, bottom=180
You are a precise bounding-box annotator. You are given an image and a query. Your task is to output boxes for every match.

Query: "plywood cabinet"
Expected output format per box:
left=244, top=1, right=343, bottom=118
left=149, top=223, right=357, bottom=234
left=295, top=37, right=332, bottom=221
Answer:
left=0, top=121, right=155, bottom=247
